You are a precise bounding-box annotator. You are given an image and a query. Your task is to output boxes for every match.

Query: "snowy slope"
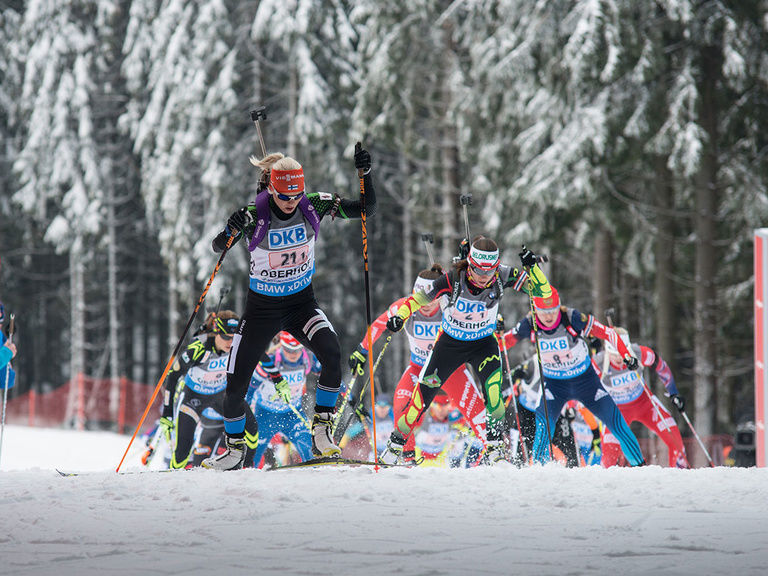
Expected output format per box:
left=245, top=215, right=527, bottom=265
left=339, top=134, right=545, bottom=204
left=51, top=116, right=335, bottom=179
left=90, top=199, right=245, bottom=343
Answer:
left=0, top=425, right=766, bottom=576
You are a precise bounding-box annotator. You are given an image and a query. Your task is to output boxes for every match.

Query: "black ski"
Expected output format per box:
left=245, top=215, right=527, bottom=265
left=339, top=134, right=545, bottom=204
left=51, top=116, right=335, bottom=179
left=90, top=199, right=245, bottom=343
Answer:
left=272, top=456, right=394, bottom=470
left=56, top=468, right=183, bottom=477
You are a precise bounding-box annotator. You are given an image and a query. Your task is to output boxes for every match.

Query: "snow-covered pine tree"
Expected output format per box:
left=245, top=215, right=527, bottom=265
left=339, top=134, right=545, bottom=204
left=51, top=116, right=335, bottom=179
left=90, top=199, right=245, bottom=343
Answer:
left=121, top=0, right=241, bottom=345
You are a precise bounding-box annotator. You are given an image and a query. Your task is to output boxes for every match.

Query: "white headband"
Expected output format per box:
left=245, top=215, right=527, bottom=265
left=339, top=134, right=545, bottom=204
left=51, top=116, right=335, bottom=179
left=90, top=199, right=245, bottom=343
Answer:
left=469, top=246, right=499, bottom=269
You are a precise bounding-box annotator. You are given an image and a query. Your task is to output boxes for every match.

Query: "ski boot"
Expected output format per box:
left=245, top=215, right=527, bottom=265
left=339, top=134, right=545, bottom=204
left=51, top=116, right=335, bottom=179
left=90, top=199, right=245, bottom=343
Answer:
left=201, top=435, right=246, bottom=470
left=402, top=449, right=424, bottom=467
left=311, top=411, right=341, bottom=457
left=380, top=432, right=406, bottom=465
left=484, top=440, right=510, bottom=466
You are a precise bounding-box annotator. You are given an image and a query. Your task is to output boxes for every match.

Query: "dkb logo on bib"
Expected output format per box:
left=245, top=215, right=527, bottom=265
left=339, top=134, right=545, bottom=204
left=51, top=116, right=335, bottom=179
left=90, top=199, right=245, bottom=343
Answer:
left=455, top=299, right=486, bottom=314
left=269, top=224, right=307, bottom=248
left=539, top=337, right=569, bottom=352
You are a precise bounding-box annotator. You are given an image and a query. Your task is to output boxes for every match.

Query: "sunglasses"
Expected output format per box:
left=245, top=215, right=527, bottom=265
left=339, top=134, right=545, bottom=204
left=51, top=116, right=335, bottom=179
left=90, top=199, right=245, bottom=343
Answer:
left=275, top=191, right=304, bottom=202
left=218, top=333, right=234, bottom=341
left=469, top=264, right=497, bottom=277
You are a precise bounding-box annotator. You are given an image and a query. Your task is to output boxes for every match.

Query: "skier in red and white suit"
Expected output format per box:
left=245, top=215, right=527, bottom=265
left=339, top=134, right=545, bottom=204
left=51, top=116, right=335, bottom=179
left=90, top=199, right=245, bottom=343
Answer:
left=593, top=327, right=689, bottom=468
left=348, top=264, right=487, bottom=463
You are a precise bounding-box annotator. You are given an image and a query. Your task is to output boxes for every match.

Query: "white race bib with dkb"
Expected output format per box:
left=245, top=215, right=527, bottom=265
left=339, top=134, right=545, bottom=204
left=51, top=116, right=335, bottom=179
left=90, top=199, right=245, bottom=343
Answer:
left=406, top=314, right=442, bottom=366
left=249, top=211, right=316, bottom=296
left=184, top=352, right=229, bottom=395
left=442, top=288, right=498, bottom=341
left=536, top=321, right=591, bottom=379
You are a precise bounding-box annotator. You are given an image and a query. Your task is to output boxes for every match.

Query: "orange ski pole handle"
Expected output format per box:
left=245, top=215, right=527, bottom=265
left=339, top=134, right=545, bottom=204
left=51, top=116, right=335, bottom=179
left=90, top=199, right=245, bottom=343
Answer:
left=116, top=233, right=237, bottom=472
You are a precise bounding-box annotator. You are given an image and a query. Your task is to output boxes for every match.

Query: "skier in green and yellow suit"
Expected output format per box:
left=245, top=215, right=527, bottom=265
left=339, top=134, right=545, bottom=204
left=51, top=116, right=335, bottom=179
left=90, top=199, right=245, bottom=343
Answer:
left=380, top=237, right=551, bottom=465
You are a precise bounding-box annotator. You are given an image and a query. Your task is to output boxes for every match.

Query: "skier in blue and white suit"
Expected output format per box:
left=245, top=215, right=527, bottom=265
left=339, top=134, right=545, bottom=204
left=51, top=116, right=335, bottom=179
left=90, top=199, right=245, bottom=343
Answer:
left=502, top=287, right=645, bottom=466
left=246, top=332, right=319, bottom=467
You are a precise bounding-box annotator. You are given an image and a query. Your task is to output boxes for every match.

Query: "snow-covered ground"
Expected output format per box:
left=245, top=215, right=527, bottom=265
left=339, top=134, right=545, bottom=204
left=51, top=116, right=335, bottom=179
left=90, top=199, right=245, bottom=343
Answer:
left=1, top=424, right=766, bottom=576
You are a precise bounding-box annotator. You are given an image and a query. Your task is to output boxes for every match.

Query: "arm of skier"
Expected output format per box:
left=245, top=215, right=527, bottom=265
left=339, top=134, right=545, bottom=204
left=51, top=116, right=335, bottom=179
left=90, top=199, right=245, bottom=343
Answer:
left=161, top=340, right=205, bottom=420
left=0, top=344, right=12, bottom=370
left=502, top=314, right=534, bottom=349
left=583, top=318, right=634, bottom=364
left=639, top=344, right=679, bottom=396
left=391, top=274, right=452, bottom=325
left=503, top=247, right=552, bottom=297
left=360, top=298, right=408, bottom=352
left=307, top=147, right=377, bottom=220
left=212, top=204, right=259, bottom=253
left=258, top=352, right=291, bottom=402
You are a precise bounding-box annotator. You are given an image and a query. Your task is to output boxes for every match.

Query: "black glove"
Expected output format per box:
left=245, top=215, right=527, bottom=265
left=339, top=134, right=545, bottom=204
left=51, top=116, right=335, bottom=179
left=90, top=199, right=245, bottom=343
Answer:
left=670, top=394, right=685, bottom=412
left=354, top=144, right=372, bottom=172
left=226, top=207, right=250, bottom=236
left=519, top=246, right=538, bottom=268
left=459, top=238, right=470, bottom=260
left=496, top=313, right=505, bottom=333
left=387, top=315, right=405, bottom=333
left=623, top=355, right=639, bottom=371
left=511, top=364, right=530, bottom=382
left=348, top=345, right=368, bottom=376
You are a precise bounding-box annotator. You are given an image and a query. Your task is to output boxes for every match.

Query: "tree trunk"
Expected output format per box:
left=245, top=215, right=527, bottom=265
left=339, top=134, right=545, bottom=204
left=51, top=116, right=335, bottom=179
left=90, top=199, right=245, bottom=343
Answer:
left=592, top=227, right=613, bottom=320
left=288, top=62, right=298, bottom=159
left=439, top=21, right=460, bottom=264
left=66, top=247, right=86, bottom=430
left=654, top=157, right=675, bottom=379
left=693, top=45, right=721, bottom=439
left=168, top=260, right=179, bottom=352
left=107, top=176, right=120, bottom=427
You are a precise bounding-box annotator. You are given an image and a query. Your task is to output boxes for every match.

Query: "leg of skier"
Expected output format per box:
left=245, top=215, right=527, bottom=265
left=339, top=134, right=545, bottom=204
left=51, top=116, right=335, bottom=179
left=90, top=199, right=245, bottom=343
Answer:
left=285, top=303, right=343, bottom=457
left=392, top=364, right=423, bottom=463
left=467, top=338, right=507, bottom=464
left=382, top=336, right=469, bottom=465
left=203, top=308, right=278, bottom=470
left=637, top=394, right=690, bottom=468
left=286, top=412, right=313, bottom=462
left=531, top=380, right=569, bottom=465
left=170, top=402, right=199, bottom=469
left=577, top=378, right=645, bottom=467
left=441, top=364, right=488, bottom=445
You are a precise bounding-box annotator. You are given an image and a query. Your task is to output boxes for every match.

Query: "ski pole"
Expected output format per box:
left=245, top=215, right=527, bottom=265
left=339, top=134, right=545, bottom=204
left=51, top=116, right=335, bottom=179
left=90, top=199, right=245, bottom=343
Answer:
left=288, top=402, right=312, bottom=432
left=357, top=142, right=379, bottom=467
left=250, top=107, right=268, bottom=157
left=333, top=335, right=393, bottom=442
left=460, top=193, right=472, bottom=242
left=523, top=252, right=554, bottom=461
left=117, top=234, right=237, bottom=472
left=332, top=372, right=359, bottom=438
left=215, top=285, right=231, bottom=315
left=496, top=329, right=529, bottom=464
left=364, top=335, right=393, bottom=458
left=679, top=409, right=715, bottom=467
left=421, top=233, right=435, bottom=265
left=0, top=314, right=15, bottom=467
left=140, top=424, right=165, bottom=466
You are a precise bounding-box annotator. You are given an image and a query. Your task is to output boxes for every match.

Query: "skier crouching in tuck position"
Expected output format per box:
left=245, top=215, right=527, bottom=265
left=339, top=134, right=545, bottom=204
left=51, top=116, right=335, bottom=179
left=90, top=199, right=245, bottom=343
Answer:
left=348, top=264, right=489, bottom=464
left=501, top=287, right=646, bottom=466
left=380, top=237, right=552, bottom=465
left=202, top=146, right=376, bottom=470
